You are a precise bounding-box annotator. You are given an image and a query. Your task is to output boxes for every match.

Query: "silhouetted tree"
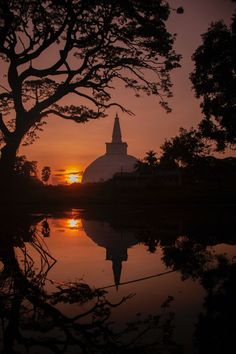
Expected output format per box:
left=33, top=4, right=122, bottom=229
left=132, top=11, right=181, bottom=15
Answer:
left=41, top=166, right=51, bottom=184
left=0, top=0, right=181, bottom=180
left=135, top=150, right=159, bottom=175
left=190, top=14, right=236, bottom=151
left=14, top=155, right=38, bottom=177
left=160, top=128, right=210, bottom=167
left=144, top=150, right=158, bottom=167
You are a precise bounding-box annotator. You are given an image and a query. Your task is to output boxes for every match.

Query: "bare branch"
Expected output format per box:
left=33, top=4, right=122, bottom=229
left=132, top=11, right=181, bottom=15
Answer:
left=73, top=89, right=133, bottom=115
left=40, top=107, right=103, bottom=123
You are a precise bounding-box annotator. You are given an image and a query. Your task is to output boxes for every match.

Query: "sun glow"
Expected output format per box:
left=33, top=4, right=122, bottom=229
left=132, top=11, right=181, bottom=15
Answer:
left=68, top=174, right=79, bottom=184
left=65, top=167, right=82, bottom=184
left=67, top=218, right=82, bottom=230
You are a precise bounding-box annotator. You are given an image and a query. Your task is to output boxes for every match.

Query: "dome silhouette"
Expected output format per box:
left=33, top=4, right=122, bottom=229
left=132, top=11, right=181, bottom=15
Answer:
left=82, top=114, right=137, bottom=183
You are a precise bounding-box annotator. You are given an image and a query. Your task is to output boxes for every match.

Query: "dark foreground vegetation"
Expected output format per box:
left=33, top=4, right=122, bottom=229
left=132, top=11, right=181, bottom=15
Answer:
left=1, top=157, right=236, bottom=210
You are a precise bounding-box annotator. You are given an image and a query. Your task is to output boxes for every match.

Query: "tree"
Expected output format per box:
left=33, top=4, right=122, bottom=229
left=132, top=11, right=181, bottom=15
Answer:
left=135, top=150, right=158, bottom=175
left=144, top=150, right=158, bottom=167
left=41, top=166, right=51, bottom=184
left=0, top=0, right=181, bottom=180
left=160, top=127, right=210, bottom=167
left=14, top=155, right=38, bottom=177
left=190, top=14, right=236, bottom=151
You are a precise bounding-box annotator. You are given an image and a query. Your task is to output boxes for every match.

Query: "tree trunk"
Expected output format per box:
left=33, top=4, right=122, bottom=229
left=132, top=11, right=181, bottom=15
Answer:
left=0, top=140, right=20, bottom=183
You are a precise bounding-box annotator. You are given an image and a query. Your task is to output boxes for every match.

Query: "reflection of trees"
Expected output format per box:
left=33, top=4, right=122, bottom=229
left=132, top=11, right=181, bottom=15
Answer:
left=0, top=216, right=181, bottom=353
left=160, top=234, right=236, bottom=354
left=162, top=236, right=213, bottom=280
left=83, top=208, right=236, bottom=354
left=81, top=207, right=236, bottom=353
left=2, top=209, right=234, bottom=353
left=195, top=256, right=236, bottom=354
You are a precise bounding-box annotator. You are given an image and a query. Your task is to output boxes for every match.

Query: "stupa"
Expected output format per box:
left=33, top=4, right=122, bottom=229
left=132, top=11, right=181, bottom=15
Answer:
left=82, top=114, right=137, bottom=183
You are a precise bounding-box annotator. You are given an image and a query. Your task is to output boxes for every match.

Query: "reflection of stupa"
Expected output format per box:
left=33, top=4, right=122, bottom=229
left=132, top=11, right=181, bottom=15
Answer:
left=82, top=220, right=138, bottom=289
left=82, top=114, right=137, bottom=183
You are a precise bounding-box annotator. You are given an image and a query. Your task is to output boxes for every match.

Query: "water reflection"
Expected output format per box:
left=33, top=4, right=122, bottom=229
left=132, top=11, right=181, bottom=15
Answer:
left=83, top=220, right=138, bottom=289
left=67, top=218, right=82, bottom=230
left=0, top=207, right=235, bottom=353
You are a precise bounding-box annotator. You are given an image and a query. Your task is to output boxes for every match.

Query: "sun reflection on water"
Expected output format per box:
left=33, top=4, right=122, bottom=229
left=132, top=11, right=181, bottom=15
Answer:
left=67, top=218, right=82, bottom=230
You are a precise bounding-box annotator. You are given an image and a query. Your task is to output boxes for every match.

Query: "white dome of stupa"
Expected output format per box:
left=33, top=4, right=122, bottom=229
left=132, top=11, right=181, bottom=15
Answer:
left=82, top=115, right=137, bottom=183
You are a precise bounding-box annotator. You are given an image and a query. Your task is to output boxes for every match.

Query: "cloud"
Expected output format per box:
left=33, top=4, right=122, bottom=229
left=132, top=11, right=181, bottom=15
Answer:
left=53, top=170, right=83, bottom=177
left=54, top=173, right=65, bottom=177
left=67, top=171, right=83, bottom=175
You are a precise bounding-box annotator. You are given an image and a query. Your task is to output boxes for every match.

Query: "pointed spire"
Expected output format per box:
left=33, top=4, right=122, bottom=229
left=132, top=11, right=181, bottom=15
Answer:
left=112, top=259, right=122, bottom=291
left=112, top=113, right=122, bottom=143
left=106, top=113, right=127, bottom=155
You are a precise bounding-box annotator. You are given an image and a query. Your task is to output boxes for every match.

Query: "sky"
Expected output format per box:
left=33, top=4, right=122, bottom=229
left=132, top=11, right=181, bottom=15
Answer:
left=19, top=0, right=236, bottom=184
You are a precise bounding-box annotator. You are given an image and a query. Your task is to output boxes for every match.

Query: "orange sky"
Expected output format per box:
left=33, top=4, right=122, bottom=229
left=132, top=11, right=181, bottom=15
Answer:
left=18, top=0, right=236, bottom=184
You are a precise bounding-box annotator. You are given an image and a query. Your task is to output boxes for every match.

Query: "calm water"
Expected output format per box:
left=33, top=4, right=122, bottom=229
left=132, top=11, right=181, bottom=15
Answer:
left=0, top=207, right=235, bottom=353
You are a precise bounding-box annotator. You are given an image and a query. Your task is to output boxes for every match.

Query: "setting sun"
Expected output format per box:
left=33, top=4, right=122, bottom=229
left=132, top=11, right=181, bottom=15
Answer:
left=68, top=174, right=79, bottom=184
left=64, top=167, right=83, bottom=184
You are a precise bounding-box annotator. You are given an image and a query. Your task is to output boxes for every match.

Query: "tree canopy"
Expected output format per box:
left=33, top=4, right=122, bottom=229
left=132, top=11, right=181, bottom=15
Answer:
left=0, top=0, right=181, bottom=177
left=135, top=150, right=159, bottom=175
left=160, top=127, right=210, bottom=167
left=41, top=166, right=51, bottom=184
left=190, top=14, right=236, bottom=151
left=14, top=155, right=38, bottom=177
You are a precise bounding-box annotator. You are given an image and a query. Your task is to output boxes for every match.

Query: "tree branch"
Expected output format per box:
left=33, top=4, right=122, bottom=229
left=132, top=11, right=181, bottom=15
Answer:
left=18, top=17, right=74, bottom=83
left=0, top=113, right=11, bottom=138
left=39, top=108, right=102, bottom=123
left=16, top=11, right=70, bottom=66
left=73, top=90, right=133, bottom=115
left=0, top=92, right=12, bottom=101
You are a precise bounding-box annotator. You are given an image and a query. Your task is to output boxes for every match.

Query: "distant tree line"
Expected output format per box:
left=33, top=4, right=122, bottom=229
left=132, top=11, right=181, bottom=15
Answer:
left=133, top=131, right=236, bottom=189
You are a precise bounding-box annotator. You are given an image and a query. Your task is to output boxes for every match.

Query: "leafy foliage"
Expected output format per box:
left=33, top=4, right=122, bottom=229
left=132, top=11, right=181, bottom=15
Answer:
left=14, top=155, right=38, bottom=177
left=160, top=127, right=210, bottom=167
left=41, top=166, right=51, bottom=183
left=190, top=14, right=236, bottom=150
left=135, top=150, right=159, bottom=175
left=143, top=150, right=158, bottom=166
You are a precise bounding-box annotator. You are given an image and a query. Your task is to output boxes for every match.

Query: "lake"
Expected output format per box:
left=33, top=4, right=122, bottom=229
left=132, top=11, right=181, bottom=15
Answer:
left=0, top=206, right=235, bottom=353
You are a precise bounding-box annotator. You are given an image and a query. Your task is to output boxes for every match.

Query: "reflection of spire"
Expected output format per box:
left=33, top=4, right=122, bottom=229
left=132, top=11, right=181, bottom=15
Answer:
left=112, top=113, right=122, bottom=143
left=106, top=246, right=127, bottom=291
left=82, top=220, right=139, bottom=290
left=112, top=259, right=122, bottom=291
